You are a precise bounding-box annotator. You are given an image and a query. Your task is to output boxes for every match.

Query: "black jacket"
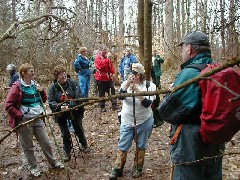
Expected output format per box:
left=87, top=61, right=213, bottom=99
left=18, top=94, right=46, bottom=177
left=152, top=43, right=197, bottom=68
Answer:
left=48, top=78, right=84, bottom=122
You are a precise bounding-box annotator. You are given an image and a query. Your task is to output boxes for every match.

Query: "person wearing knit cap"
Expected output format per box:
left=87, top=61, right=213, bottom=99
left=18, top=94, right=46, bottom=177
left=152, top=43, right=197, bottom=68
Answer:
left=6, top=64, right=19, bottom=89
left=109, top=62, right=156, bottom=179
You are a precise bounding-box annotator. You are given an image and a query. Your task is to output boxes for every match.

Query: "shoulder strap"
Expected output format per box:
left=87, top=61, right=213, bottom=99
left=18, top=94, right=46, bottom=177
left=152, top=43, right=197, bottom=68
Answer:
left=146, top=81, right=151, bottom=99
left=146, top=81, right=150, bottom=90
left=186, top=64, right=207, bottom=71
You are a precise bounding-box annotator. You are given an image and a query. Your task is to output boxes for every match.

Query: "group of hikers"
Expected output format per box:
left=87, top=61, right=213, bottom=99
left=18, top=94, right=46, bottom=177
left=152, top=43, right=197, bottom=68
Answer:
left=4, top=31, right=226, bottom=180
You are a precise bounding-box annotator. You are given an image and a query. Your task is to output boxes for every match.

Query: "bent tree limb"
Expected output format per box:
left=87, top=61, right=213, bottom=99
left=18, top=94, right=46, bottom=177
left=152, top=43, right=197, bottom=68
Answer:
left=0, top=57, right=239, bottom=144
left=0, top=14, right=80, bottom=45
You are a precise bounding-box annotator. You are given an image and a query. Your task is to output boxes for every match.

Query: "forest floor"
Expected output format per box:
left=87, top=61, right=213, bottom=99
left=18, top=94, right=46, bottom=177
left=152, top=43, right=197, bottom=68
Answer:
left=0, top=72, right=240, bottom=180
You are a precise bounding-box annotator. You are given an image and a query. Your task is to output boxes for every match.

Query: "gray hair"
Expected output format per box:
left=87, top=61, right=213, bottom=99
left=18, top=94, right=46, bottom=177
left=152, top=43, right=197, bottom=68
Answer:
left=191, top=45, right=211, bottom=54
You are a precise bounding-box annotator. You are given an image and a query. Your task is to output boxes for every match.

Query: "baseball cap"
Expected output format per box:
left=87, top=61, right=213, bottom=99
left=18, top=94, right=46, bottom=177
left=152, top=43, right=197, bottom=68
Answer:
left=178, top=31, right=210, bottom=47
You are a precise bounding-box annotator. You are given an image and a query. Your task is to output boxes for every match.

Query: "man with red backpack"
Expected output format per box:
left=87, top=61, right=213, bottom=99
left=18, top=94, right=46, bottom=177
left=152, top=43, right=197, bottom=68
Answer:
left=157, top=32, right=225, bottom=180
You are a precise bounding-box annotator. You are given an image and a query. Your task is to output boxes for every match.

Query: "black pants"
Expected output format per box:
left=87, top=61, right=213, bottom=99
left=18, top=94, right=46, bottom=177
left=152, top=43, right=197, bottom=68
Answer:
left=57, top=111, right=88, bottom=154
left=96, top=80, right=117, bottom=109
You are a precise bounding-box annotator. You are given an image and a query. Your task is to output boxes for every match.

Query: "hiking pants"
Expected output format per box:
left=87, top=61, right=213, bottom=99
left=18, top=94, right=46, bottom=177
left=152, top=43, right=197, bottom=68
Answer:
left=173, top=157, right=223, bottom=180
left=17, top=118, right=56, bottom=170
left=96, top=80, right=117, bottom=109
left=57, top=112, right=88, bottom=154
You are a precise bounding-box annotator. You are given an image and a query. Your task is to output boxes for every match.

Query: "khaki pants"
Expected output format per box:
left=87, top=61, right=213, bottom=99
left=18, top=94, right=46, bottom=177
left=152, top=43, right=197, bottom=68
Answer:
left=17, top=118, right=56, bottom=169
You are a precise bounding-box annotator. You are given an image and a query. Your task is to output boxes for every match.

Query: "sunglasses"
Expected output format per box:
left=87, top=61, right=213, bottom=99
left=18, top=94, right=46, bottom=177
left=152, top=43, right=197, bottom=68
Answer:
left=28, top=69, right=34, bottom=73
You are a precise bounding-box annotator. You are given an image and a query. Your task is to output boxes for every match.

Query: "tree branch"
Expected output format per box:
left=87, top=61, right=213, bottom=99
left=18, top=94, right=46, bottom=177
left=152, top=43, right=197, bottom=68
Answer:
left=0, top=57, right=239, bottom=144
left=0, top=14, right=80, bottom=45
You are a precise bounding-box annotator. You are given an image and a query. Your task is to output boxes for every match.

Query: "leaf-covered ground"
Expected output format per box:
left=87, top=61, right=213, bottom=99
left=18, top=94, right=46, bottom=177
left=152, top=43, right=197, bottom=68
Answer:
left=0, top=71, right=239, bottom=180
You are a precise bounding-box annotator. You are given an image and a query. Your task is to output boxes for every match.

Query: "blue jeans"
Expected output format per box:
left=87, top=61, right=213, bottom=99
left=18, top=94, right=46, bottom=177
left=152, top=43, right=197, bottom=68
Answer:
left=173, top=157, right=223, bottom=180
left=78, top=74, right=90, bottom=98
left=118, top=117, right=153, bottom=151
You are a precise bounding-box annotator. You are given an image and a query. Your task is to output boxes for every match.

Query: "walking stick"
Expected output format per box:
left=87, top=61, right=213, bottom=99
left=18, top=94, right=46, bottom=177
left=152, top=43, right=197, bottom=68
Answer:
left=132, top=87, right=139, bottom=171
left=170, top=161, right=174, bottom=180
left=37, top=88, right=70, bottom=180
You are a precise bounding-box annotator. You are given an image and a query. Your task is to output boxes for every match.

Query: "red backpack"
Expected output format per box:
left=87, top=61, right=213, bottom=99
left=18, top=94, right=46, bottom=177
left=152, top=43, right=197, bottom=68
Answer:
left=189, top=63, right=240, bottom=144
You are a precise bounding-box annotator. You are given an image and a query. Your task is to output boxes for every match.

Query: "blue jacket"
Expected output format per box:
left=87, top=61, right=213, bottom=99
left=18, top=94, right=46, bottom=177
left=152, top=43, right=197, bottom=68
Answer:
left=157, top=52, right=224, bottom=163
left=119, top=54, right=138, bottom=80
left=74, top=54, right=91, bottom=76
left=8, top=71, right=19, bottom=87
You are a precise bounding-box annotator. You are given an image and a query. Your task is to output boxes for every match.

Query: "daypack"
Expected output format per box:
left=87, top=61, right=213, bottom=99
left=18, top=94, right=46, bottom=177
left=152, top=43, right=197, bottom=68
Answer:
left=146, top=81, right=164, bottom=128
left=73, top=59, right=81, bottom=73
left=187, top=63, right=240, bottom=144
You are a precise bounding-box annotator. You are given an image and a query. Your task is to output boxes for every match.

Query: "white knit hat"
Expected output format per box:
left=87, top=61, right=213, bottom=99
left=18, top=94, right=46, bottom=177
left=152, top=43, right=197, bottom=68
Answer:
left=6, top=64, right=16, bottom=71
left=131, top=63, right=145, bottom=74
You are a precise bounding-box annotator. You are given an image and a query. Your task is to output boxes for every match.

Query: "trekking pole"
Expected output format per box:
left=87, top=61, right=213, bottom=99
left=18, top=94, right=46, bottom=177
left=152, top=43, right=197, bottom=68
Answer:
left=37, top=90, right=70, bottom=180
left=170, top=161, right=174, bottom=180
left=57, top=81, right=86, bottom=163
left=68, top=114, right=86, bottom=164
left=132, top=87, right=139, bottom=171
left=67, top=119, right=83, bottom=167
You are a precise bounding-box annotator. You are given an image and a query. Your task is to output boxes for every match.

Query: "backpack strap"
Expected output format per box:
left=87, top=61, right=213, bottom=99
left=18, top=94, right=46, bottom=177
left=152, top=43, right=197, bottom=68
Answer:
left=186, top=64, right=207, bottom=71
left=146, top=80, right=150, bottom=90
left=146, top=81, right=150, bottom=99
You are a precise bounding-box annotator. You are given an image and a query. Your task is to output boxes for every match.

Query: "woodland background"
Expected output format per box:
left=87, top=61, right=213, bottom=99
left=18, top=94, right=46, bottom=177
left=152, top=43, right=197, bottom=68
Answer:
left=0, top=0, right=239, bottom=79
left=0, top=0, right=240, bottom=180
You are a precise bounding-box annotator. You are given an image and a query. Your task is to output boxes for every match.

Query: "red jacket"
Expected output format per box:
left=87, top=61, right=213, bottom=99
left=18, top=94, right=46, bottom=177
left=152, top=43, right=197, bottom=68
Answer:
left=4, top=81, right=47, bottom=128
left=94, top=54, right=115, bottom=81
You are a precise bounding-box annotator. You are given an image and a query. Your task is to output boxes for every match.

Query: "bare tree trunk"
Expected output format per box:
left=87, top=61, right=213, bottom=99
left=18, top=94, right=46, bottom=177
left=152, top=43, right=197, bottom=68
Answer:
left=228, top=0, right=236, bottom=57
left=11, top=0, right=17, bottom=23
left=186, top=0, right=191, bottom=32
left=181, top=1, right=185, bottom=36
left=200, top=0, right=208, bottom=32
left=45, top=0, right=54, bottom=13
left=220, top=0, right=226, bottom=58
left=176, top=0, right=181, bottom=45
left=164, top=0, right=175, bottom=69
left=137, top=0, right=144, bottom=63
left=195, top=0, right=198, bottom=30
left=119, top=0, right=125, bottom=55
left=144, top=0, right=152, bottom=81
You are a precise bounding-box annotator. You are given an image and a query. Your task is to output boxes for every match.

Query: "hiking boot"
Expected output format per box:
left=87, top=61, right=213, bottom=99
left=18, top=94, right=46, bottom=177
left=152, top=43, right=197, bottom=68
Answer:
left=132, top=149, right=145, bottom=178
left=63, top=153, right=71, bottom=162
left=132, top=165, right=143, bottom=178
left=109, top=167, right=123, bottom=180
left=50, top=161, right=64, bottom=169
left=30, top=168, right=42, bottom=177
left=109, top=150, right=127, bottom=180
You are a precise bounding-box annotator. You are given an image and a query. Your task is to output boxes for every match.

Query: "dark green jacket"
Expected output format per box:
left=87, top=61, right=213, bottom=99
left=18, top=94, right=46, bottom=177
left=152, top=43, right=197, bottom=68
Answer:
left=152, top=54, right=164, bottom=76
left=158, top=52, right=224, bottom=163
